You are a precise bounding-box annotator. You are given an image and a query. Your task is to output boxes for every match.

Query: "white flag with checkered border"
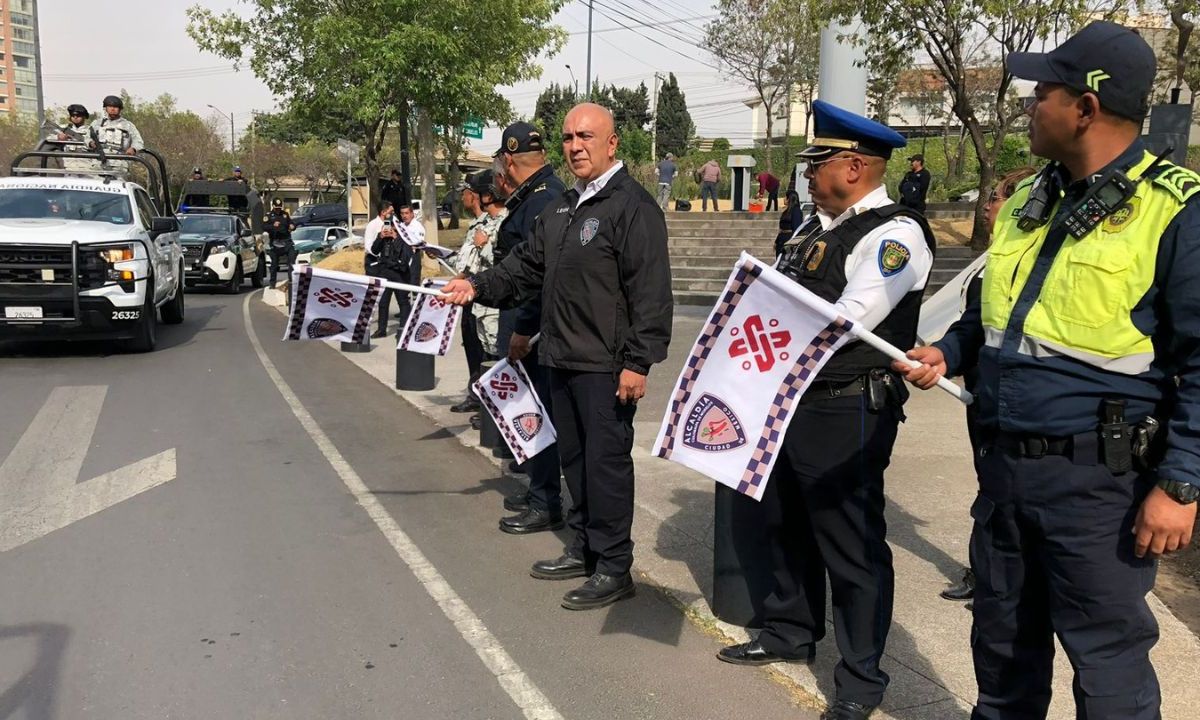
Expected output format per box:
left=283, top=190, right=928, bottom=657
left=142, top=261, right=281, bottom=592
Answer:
left=653, top=253, right=856, bottom=501
left=284, top=266, right=383, bottom=345
left=397, top=279, right=462, bottom=355
left=472, top=358, right=557, bottom=464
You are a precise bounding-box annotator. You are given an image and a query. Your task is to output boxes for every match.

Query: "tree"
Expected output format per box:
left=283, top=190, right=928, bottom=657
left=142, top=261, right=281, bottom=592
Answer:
left=187, top=0, right=564, bottom=235
left=534, top=83, right=577, bottom=136
left=827, top=0, right=1119, bottom=249
left=0, top=113, right=40, bottom=175
left=655, top=73, right=694, bottom=159
left=121, top=93, right=226, bottom=199
left=705, top=0, right=821, bottom=174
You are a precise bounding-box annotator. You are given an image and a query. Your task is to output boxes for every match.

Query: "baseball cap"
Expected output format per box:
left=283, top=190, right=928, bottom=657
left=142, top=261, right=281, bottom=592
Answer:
left=494, top=121, right=545, bottom=157
left=907, top=154, right=924, bottom=162
left=1007, top=21, right=1156, bottom=121
left=469, top=169, right=496, bottom=195
left=797, top=100, right=906, bottom=160
left=192, top=166, right=202, bottom=174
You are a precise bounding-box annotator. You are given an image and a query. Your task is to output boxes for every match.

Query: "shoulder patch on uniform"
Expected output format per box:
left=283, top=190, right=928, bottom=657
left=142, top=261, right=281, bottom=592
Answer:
left=878, top=240, right=911, bottom=277
left=531, top=183, right=548, bottom=193
left=1151, top=165, right=1200, bottom=203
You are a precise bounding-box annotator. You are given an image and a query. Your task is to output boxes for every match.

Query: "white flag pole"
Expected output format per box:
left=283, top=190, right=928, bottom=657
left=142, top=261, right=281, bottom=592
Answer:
left=746, top=253, right=974, bottom=406
left=296, top=267, right=443, bottom=297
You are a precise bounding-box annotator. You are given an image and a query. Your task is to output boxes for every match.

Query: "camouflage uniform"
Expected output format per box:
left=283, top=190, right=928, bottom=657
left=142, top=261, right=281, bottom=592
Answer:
left=455, top=208, right=506, bottom=355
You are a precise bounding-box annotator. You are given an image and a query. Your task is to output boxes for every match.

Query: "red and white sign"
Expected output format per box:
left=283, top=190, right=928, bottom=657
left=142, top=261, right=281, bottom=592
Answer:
left=398, top=279, right=461, bottom=355
left=653, top=253, right=855, bottom=501
left=473, top=359, right=557, bottom=464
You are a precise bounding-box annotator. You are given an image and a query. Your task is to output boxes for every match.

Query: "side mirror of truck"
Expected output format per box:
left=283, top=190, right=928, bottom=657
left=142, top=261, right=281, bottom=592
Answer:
left=150, top=216, right=178, bottom=236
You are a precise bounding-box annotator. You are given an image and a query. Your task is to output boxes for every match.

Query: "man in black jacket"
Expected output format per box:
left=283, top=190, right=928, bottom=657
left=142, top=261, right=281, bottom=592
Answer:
left=898, top=153, right=931, bottom=214
left=489, top=121, right=567, bottom=536
left=381, top=169, right=410, bottom=210
left=443, top=103, right=674, bottom=610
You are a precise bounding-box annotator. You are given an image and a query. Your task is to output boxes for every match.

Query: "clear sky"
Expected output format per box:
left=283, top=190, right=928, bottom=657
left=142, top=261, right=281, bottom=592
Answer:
left=40, top=0, right=756, bottom=154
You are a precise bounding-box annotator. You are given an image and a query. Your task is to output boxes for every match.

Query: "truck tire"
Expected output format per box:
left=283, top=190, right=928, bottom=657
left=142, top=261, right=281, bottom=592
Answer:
left=126, top=280, right=158, bottom=353
left=161, top=268, right=185, bottom=325
left=224, top=259, right=244, bottom=295
left=250, top=253, right=266, bottom=288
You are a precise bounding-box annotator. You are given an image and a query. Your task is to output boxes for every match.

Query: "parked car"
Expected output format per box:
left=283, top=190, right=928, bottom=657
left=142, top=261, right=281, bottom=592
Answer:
left=291, top=202, right=348, bottom=228
left=948, top=188, right=980, bottom=202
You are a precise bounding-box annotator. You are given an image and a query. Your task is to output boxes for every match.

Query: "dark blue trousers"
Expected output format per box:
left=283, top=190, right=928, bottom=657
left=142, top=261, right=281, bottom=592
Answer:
left=970, top=438, right=1160, bottom=720
left=756, top=394, right=899, bottom=707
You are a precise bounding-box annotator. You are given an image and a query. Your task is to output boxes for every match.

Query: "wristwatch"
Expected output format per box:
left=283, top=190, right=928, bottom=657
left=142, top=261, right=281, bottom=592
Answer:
left=1157, top=478, right=1200, bottom=504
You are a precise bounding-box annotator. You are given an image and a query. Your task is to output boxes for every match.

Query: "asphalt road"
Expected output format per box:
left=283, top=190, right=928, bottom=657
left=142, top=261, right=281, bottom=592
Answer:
left=0, top=291, right=817, bottom=720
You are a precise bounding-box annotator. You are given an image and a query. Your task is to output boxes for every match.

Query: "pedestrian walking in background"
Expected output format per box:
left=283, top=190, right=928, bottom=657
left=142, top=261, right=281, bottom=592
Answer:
left=655, top=153, right=677, bottom=210
left=699, top=158, right=721, bottom=211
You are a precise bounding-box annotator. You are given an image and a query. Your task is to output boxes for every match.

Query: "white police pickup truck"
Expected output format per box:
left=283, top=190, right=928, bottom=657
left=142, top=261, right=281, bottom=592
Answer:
left=0, top=148, right=185, bottom=352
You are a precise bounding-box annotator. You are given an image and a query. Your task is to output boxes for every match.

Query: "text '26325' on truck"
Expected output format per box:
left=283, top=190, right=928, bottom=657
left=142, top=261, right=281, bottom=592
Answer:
left=0, top=146, right=185, bottom=353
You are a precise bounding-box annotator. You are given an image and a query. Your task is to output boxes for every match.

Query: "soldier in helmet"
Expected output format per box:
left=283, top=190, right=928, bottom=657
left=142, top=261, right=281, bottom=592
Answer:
left=265, top=198, right=295, bottom=287
left=52, top=104, right=100, bottom=174
left=91, top=95, right=143, bottom=157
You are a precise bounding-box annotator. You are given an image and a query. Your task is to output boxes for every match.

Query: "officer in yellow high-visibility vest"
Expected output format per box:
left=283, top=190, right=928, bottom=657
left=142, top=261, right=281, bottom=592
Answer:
left=896, top=21, right=1200, bottom=720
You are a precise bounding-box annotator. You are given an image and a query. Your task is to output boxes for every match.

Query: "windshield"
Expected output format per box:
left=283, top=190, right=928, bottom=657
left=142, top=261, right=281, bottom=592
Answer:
left=179, top=215, right=234, bottom=235
left=0, top=187, right=133, bottom=224
left=292, top=226, right=326, bottom=242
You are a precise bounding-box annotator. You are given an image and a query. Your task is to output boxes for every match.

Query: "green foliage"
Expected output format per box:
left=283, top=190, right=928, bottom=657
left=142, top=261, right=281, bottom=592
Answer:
left=711, top=138, right=731, bottom=152
left=534, top=83, right=577, bottom=137
left=120, top=93, right=227, bottom=197
left=618, top=127, right=652, bottom=164
left=0, top=112, right=41, bottom=176
left=187, top=0, right=566, bottom=211
left=655, top=73, right=694, bottom=160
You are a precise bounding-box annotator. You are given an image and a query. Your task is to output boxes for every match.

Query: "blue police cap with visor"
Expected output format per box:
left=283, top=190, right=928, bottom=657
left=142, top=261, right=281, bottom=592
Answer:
left=797, top=100, right=908, bottom=161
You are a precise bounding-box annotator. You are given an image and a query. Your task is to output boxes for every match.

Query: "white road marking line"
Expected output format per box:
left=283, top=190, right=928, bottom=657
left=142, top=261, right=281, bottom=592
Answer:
left=243, top=295, right=565, bottom=720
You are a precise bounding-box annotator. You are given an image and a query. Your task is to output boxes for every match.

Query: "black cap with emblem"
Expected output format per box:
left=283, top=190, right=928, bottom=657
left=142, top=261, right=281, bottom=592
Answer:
left=494, top=121, right=545, bottom=157
left=1007, top=21, right=1156, bottom=121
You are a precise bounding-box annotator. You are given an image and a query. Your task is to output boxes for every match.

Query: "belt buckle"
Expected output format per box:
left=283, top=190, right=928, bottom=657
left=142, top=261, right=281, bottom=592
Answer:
left=1024, top=437, right=1048, bottom=459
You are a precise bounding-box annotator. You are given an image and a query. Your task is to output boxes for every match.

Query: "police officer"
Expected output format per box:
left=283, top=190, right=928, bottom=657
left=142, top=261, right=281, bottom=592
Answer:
left=715, top=100, right=934, bottom=720
left=91, top=95, right=143, bottom=156
left=485, top=121, right=567, bottom=535
left=442, top=102, right=673, bottom=609
left=185, top=167, right=211, bottom=209
left=897, top=22, right=1199, bottom=720
left=265, top=198, right=294, bottom=287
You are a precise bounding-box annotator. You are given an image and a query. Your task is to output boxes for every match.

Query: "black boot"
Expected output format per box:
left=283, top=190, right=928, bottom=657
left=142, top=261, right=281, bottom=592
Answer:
left=940, top=568, right=975, bottom=601
left=451, top=373, right=482, bottom=413
left=499, top=508, right=564, bottom=535
left=530, top=552, right=588, bottom=580
left=561, top=572, right=635, bottom=610
left=820, top=700, right=876, bottom=720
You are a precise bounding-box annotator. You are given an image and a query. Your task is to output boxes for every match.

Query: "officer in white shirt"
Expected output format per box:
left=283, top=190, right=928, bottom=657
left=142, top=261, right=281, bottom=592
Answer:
left=715, top=100, right=934, bottom=720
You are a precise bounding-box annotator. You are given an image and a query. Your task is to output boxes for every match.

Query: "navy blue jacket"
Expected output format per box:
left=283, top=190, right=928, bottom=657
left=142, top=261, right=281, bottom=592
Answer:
left=494, top=164, right=566, bottom=336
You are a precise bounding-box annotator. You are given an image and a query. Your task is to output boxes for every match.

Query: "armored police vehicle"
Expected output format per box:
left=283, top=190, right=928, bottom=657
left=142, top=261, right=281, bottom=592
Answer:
left=0, top=147, right=185, bottom=352
left=177, top=181, right=266, bottom=293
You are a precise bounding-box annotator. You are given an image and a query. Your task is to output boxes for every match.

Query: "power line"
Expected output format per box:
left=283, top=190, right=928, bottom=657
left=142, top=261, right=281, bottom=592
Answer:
left=586, top=1, right=719, bottom=71
left=568, top=13, right=713, bottom=36
left=591, top=0, right=708, bottom=52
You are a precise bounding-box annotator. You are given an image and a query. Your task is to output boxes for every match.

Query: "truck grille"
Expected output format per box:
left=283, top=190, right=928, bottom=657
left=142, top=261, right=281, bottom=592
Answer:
left=0, top=246, right=108, bottom=289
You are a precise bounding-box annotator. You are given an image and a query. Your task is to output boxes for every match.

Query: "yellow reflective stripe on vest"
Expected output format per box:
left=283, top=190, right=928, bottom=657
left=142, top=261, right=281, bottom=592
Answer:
left=982, top=152, right=1197, bottom=375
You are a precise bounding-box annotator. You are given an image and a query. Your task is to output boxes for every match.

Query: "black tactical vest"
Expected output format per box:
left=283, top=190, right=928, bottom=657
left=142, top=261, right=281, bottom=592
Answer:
left=777, top=204, right=936, bottom=382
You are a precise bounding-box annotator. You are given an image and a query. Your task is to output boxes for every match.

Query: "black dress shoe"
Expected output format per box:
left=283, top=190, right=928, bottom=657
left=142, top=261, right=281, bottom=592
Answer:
left=530, top=553, right=588, bottom=580
left=940, top=568, right=975, bottom=601
left=451, top=396, right=480, bottom=413
left=371, top=329, right=387, bottom=339
left=469, top=414, right=482, bottom=431
left=504, top=492, right=530, bottom=512
left=820, top=700, right=876, bottom=720
left=716, top=639, right=815, bottom=666
left=561, top=572, right=635, bottom=610
left=499, top=508, right=564, bottom=535
left=507, top=459, right=524, bottom=474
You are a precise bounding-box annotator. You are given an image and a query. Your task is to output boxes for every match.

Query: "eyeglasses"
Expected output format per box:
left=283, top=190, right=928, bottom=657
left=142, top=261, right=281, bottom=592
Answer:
left=803, top=155, right=858, bottom=174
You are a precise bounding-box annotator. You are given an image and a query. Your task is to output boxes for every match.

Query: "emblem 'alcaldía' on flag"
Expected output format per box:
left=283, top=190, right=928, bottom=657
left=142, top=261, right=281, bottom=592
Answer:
left=284, top=266, right=382, bottom=345
left=654, top=253, right=855, bottom=501
left=473, top=358, right=557, bottom=464
left=398, top=279, right=462, bottom=355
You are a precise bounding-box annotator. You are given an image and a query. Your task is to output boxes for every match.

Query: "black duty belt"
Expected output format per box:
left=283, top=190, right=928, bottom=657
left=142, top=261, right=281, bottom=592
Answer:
left=800, top=376, right=865, bottom=404
left=993, top=432, right=1074, bottom=459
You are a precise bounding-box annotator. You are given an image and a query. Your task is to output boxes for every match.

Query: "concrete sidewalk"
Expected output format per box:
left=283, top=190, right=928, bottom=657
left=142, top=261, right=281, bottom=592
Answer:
left=275, top=296, right=1200, bottom=719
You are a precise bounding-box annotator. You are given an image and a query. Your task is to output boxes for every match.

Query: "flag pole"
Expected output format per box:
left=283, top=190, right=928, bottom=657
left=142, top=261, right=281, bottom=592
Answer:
left=295, top=267, right=443, bottom=297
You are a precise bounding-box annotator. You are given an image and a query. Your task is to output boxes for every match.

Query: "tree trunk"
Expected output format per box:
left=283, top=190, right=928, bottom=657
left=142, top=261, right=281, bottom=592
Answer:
left=444, top=130, right=463, bottom=230
left=417, top=108, right=438, bottom=246
left=763, top=105, right=774, bottom=176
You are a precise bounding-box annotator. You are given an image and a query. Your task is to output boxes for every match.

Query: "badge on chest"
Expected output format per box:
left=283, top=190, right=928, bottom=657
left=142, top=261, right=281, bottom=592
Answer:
left=580, top=217, right=600, bottom=246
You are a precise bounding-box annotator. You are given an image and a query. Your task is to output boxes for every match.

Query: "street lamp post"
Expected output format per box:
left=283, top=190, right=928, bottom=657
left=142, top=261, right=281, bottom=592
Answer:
left=565, top=64, right=579, bottom=97
left=207, top=104, right=236, bottom=156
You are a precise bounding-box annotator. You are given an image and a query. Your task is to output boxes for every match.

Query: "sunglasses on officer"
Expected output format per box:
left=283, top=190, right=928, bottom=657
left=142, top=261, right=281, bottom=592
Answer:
left=803, top=153, right=879, bottom=175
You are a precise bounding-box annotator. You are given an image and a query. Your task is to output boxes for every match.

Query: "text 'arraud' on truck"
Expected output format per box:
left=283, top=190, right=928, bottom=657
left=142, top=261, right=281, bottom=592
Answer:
left=0, top=144, right=186, bottom=353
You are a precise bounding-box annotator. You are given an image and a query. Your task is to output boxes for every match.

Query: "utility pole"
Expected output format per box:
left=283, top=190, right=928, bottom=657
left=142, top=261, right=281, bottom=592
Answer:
left=585, top=0, right=593, bottom=99
left=650, top=72, right=662, bottom=162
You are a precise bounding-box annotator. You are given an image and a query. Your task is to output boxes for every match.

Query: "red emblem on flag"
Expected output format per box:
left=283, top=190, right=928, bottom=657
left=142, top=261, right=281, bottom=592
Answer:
left=682, top=393, right=746, bottom=452
left=489, top=372, right=519, bottom=400
left=513, top=412, right=543, bottom=441
left=728, top=314, right=791, bottom=372
left=306, top=318, right=348, bottom=339
left=415, top=322, right=439, bottom=343
left=315, top=287, right=356, bottom=308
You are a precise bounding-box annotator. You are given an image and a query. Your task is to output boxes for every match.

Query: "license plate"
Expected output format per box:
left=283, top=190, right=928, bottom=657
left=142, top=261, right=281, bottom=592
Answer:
left=5, top=306, right=43, bottom=319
